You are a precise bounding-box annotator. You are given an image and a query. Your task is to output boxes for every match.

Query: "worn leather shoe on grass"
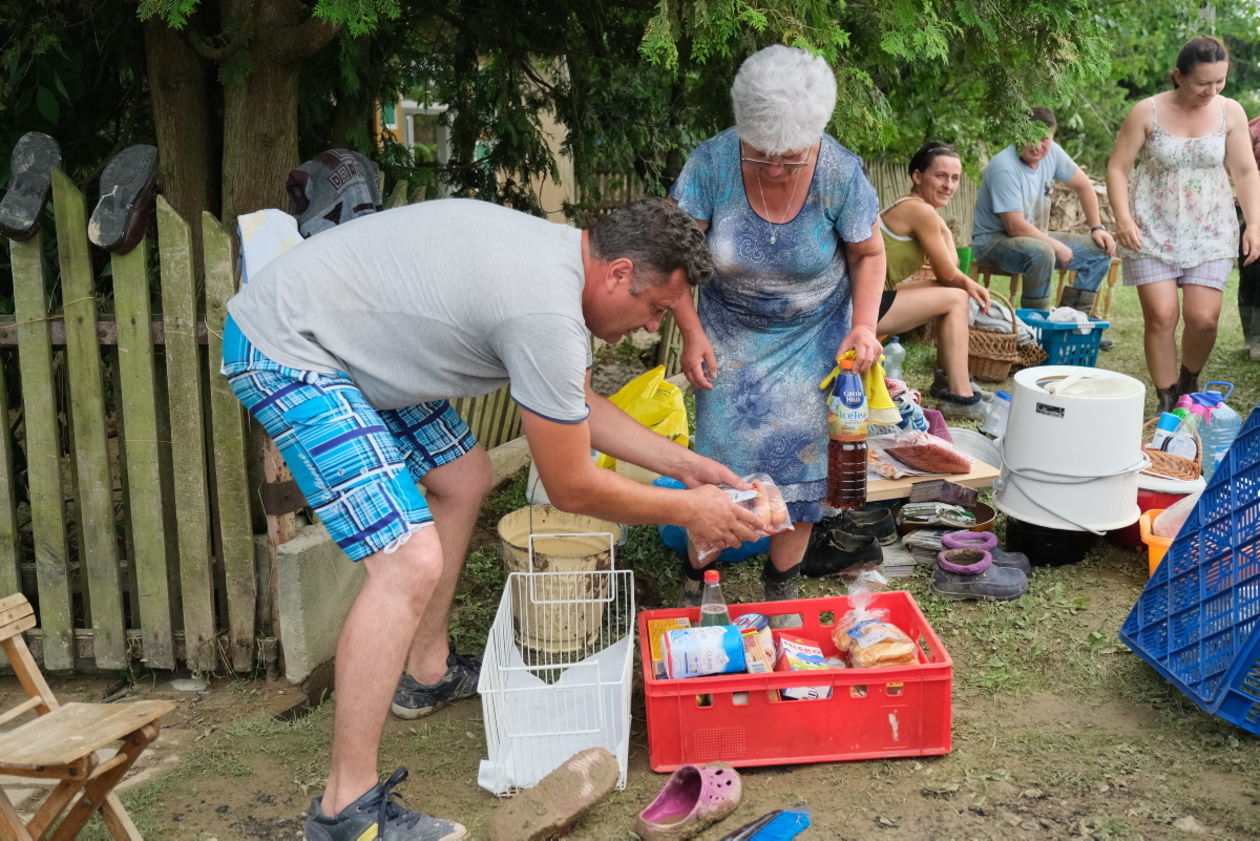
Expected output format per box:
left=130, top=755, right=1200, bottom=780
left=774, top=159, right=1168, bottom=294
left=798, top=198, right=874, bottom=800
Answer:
left=0, top=131, right=60, bottom=241
left=304, top=767, right=466, bottom=841
left=88, top=144, right=157, bottom=254
left=391, top=650, right=480, bottom=719
left=802, top=527, right=882, bottom=578
left=486, top=747, right=620, bottom=841
left=834, top=507, right=897, bottom=546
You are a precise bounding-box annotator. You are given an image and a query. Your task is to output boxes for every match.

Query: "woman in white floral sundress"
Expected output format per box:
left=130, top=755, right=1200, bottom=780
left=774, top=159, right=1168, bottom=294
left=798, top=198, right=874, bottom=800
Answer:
left=1107, top=35, right=1260, bottom=414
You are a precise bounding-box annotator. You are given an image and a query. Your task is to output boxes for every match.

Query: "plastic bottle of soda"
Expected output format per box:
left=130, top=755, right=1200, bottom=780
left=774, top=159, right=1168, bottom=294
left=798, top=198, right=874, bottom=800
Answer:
left=698, top=569, right=732, bottom=627
left=826, top=358, right=868, bottom=509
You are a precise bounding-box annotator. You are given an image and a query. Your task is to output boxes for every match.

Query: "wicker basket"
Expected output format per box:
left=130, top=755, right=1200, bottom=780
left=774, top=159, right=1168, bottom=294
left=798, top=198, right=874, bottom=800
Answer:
left=1015, top=342, right=1048, bottom=370
left=1139, top=417, right=1201, bottom=481
left=968, top=291, right=1020, bottom=382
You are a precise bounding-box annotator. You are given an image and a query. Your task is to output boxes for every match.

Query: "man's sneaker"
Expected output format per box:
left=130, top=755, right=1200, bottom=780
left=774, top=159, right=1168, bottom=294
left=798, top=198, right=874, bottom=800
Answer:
left=1099, top=338, right=1116, bottom=351
left=304, top=768, right=466, bottom=841
left=390, top=651, right=481, bottom=720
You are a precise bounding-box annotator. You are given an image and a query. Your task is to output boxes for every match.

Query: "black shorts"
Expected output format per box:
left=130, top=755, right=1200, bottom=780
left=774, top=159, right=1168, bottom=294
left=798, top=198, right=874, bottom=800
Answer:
left=878, top=290, right=897, bottom=321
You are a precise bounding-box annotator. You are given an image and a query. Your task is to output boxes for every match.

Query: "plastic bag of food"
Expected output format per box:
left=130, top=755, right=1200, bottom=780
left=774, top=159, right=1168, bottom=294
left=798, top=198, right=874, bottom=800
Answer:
left=1153, top=490, right=1203, bottom=539
left=832, top=570, right=917, bottom=668
left=694, top=473, right=794, bottom=563
left=880, top=429, right=972, bottom=475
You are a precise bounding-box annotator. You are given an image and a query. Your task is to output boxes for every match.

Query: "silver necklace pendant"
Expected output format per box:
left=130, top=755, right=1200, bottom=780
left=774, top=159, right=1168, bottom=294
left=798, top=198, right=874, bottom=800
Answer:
left=770, top=232, right=777, bottom=244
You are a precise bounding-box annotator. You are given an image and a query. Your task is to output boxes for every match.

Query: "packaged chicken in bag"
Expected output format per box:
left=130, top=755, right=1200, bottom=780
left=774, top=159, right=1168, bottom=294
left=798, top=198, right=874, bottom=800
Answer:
left=832, top=570, right=918, bottom=668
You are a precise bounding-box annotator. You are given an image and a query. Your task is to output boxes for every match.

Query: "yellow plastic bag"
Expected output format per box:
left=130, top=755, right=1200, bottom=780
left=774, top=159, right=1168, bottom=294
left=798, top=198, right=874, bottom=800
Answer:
left=596, top=365, right=689, bottom=469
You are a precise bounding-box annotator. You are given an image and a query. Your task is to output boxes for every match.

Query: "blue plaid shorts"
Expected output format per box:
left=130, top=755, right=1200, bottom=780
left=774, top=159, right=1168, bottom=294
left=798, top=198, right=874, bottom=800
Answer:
left=221, top=317, right=477, bottom=561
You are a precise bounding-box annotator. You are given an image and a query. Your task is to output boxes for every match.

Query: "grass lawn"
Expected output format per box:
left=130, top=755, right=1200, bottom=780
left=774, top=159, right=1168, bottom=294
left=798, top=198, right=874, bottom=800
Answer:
left=76, top=272, right=1260, bottom=841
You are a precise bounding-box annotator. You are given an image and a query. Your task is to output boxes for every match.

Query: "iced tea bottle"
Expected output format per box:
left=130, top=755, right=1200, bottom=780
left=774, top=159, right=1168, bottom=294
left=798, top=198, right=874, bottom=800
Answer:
left=826, top=358, right=868, bottom=509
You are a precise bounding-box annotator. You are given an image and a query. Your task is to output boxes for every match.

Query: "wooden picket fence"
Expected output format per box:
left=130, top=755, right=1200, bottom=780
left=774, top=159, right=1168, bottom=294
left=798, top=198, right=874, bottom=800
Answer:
left=0, top=177, right=523, bottom=675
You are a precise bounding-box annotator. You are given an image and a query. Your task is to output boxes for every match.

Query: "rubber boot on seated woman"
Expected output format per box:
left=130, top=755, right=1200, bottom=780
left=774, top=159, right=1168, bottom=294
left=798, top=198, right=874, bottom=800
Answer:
left=877, top=142, right=994, bottom=422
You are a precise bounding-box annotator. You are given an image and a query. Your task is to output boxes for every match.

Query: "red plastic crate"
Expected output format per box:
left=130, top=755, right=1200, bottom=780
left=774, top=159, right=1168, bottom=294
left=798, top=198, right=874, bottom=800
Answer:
left=638, top=592, right=952, bottom=771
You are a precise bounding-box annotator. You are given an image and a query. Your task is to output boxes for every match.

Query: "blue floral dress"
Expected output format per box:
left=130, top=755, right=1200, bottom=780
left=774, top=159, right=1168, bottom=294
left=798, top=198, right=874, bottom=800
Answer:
left=670, top=128, right=879, bottom=522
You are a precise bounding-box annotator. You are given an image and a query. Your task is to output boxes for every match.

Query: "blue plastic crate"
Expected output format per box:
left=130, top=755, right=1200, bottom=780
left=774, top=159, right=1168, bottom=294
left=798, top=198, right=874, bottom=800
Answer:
left=1016, top=308, right=1111, bottom=367
left=1120, top=406, right=1260, bottom=733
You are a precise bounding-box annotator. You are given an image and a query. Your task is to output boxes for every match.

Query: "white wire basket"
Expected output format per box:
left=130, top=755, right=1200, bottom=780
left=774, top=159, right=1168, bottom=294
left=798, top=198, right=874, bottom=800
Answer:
left=476, top=532, right=634, bottom=796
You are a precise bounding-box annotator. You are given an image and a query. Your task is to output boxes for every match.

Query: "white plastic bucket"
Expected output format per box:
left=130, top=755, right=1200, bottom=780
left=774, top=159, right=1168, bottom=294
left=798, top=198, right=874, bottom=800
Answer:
left=995, top=365, right=1148, bottom=534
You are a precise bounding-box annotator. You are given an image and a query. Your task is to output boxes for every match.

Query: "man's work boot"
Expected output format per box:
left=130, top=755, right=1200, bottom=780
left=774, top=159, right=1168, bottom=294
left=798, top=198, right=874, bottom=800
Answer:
left=1059, top=286, right=1097, bottom=315
left=1021, top=295, right=1051, bottom=312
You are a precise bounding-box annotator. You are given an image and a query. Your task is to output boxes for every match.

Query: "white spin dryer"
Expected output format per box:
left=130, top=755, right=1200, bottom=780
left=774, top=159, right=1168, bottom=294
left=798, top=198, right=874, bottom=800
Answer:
left=994, top=365, right=1149, bottom=535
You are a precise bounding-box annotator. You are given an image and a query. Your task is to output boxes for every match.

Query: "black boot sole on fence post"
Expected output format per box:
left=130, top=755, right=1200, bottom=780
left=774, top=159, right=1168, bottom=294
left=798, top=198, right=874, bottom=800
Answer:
left=88, top=144, right=158, bottom=254
left=0, top=131, right=61, bottom=241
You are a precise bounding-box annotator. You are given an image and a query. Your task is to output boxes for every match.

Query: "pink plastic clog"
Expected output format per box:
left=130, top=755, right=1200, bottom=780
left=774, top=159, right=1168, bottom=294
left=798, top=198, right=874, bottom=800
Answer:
left=636, top=761, right=742, bottom=841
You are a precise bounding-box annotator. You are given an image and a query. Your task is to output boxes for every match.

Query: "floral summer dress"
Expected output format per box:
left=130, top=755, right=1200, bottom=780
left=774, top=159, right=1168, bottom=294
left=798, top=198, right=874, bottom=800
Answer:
left=670, top=128, right=879, bottom=523
left=1128, top=99, right=1237, bottom=268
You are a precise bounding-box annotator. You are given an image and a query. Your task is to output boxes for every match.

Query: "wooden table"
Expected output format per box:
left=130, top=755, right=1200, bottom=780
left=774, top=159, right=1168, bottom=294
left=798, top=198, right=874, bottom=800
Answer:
left=867, top=457, right=1000, bottom=502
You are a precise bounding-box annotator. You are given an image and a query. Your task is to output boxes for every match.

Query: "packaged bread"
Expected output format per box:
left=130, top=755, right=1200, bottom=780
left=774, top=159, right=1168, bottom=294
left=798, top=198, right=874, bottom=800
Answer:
left=835, top=569, right=917, bottom=668
left=832, top=613, right=917, bottom=667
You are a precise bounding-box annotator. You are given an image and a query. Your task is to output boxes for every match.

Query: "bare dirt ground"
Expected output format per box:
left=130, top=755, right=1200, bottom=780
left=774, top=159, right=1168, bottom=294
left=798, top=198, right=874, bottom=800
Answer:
left=9, top=552, right=1259, bottom=841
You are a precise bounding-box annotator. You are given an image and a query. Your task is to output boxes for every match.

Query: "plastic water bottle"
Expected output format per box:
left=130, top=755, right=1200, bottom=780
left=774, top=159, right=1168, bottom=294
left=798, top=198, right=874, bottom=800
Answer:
left=1197, top=382, right=1243, bottom=480
left=699, top=570, right=732, bottom=627
left=882, top=336, right=905, bottom=380
left=826, top=358, right=868, bottom=509
left=979, top=390, right=1013, bottom=439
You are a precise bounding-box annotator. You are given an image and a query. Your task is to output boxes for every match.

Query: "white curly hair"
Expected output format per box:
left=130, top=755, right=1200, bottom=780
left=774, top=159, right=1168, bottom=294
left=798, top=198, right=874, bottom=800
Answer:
left=731, top=45, right=837, bottom=156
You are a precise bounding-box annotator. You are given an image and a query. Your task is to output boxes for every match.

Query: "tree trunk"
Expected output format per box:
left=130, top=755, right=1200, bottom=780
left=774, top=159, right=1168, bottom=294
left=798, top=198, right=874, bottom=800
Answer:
left=219, top=0, right=338, bottom=223
left=143, top=19, right=216, bottom=263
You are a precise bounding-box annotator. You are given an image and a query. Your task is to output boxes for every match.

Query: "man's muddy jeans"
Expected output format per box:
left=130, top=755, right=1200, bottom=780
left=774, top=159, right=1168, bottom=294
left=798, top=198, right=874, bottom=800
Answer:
left=973, top=232, right=1112, bottom=309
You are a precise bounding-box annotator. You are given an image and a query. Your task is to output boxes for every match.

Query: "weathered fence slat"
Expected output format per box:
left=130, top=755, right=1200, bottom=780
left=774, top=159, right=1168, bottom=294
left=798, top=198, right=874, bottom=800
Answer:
left=0, top=346, right=19, bottom=595
left=203, top=213, right=256, bottom=672
left=156, top=195, right=212, bottom=670
left=112, top=238, right=180, bottom=670
left=10, top=230, right=73, bottom=669
left=51, top=172, right=125, bottom=669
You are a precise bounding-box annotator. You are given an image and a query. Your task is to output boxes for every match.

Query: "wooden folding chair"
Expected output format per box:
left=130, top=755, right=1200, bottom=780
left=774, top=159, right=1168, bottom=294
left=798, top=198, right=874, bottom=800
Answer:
left=0, top=594, right=174, bottom=840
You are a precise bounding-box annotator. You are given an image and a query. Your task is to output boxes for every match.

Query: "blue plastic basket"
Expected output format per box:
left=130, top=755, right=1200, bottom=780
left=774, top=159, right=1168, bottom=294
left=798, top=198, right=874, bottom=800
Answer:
left=1120, top=406, right=1260, bottom=732
left=1016, top=308, right=1111, bottom=367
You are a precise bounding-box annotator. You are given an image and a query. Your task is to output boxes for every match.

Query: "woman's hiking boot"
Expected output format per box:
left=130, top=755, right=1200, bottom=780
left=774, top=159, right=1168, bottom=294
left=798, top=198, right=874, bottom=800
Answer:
left=304, top=767, right=467, bottom=841
left=390, top=650, right=481, bottom=720
left=931, top=548, right=1028, bottom=601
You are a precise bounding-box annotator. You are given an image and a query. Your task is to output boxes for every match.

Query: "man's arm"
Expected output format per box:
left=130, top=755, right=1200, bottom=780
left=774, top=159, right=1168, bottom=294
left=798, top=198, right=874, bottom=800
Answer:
left=998, top=210, right=1073, bottom=266
left=1224, top=98, right=1260, bottom=265
left=1064, top=168, right=1117, bottom=257
left=521, top=403, right=761, bottom=549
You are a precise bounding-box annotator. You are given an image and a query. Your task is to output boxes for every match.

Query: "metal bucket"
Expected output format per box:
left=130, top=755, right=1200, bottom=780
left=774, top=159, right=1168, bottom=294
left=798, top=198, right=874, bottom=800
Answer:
left=497, top=505, right=619, bottom=656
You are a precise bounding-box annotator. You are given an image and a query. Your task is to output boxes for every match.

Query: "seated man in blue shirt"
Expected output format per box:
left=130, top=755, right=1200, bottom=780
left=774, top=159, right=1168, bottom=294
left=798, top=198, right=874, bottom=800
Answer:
left=971, top=107, right=1117, bottom=313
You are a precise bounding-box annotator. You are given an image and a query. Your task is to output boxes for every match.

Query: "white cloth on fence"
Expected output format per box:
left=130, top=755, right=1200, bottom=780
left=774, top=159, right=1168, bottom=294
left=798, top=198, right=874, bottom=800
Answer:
left=236, top=209, right=303, bottom=284
left=1047, top=305, right=1094, bottom=334
left=969, top=298, right=1039, bottom=346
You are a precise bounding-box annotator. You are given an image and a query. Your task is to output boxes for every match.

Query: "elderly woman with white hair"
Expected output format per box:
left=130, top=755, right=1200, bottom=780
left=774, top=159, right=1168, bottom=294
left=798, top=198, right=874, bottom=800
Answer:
left=669, top=45, right=886, bottom=604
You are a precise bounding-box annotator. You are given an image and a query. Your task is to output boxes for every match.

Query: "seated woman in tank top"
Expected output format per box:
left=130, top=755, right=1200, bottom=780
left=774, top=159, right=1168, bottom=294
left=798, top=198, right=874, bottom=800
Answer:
left=878, top=142, right=992, bottom=420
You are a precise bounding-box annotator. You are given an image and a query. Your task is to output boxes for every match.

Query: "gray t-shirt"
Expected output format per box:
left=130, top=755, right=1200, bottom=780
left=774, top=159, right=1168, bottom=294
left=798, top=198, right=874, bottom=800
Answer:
left=227, top=199, right=592, bottom=423
left=971, top=142, right=1077, bottom=247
